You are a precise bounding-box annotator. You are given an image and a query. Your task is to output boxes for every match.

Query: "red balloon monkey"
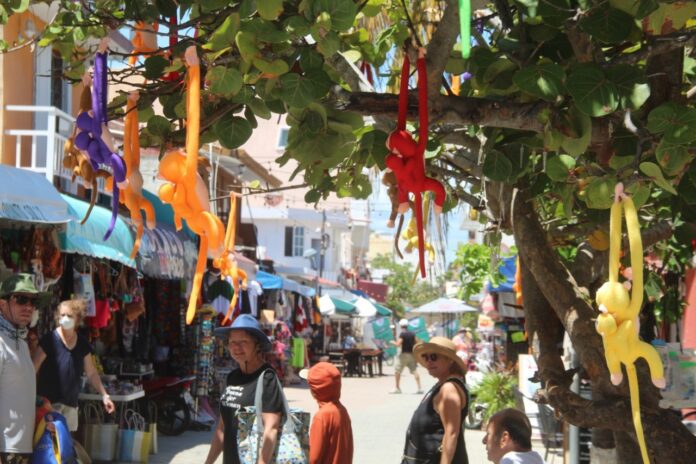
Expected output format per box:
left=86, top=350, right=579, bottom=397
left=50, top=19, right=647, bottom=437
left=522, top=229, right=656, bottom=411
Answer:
left=385, top=48, right=446, bottom=278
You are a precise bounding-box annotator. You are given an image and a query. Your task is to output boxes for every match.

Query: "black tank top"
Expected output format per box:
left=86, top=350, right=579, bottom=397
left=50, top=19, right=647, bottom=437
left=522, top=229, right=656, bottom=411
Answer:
left=402, top=377, right=469, bottom=464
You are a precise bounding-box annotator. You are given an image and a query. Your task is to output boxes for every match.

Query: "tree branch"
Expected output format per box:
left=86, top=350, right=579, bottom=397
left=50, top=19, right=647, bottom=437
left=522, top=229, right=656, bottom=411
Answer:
left=425, top=0, right=460, bottom=97
left=610, top=34, right=695, bottom=66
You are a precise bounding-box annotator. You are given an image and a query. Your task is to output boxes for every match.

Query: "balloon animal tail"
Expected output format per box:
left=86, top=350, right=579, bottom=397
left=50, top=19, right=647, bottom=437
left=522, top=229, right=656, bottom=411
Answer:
left=627, top=365, right=650, bottom=464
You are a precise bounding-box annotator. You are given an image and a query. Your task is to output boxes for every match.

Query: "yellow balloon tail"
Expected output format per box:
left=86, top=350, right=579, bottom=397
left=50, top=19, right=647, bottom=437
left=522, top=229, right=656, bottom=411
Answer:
left=129, top=221, right=144, bottom=260
left=627, top=366, right=650, bottom=464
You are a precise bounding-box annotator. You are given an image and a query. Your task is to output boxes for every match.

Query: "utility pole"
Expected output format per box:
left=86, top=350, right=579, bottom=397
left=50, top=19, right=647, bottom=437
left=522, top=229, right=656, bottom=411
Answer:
left=318, top=209, right=326, bottom=296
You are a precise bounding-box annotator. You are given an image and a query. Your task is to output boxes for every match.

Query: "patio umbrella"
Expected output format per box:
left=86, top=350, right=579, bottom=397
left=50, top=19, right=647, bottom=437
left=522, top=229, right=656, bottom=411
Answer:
left=352, top=296, right=377, bottom=318
left=411, top=297, right=479, bottom=314
left=319, top=295, right=356, bottom=315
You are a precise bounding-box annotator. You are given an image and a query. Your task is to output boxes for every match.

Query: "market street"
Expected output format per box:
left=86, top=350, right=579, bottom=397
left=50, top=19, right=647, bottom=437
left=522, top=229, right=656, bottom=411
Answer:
left=150, top=365, right=548, bottom=463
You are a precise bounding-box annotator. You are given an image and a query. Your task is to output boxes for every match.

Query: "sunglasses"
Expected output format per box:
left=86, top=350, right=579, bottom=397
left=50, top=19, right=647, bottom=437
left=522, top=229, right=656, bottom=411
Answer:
left=12, top=295, right=37, bottom=306
left=421, top=353, right=439, bottom=362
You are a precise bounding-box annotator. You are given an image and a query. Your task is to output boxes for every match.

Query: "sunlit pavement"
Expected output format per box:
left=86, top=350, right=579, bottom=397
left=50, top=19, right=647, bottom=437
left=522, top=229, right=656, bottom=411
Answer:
left=144, top=364, right=547, bottom=463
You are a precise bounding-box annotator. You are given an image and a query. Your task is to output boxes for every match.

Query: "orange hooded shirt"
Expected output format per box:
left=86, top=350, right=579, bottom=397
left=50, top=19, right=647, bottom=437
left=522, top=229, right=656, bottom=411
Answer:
left=308, top=362, right=354, bottom=464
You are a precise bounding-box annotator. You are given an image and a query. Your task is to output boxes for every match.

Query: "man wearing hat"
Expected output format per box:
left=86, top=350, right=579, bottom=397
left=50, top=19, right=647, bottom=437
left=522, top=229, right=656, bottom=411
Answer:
left=0, top=274, right=42, bottom=464
left=204, top=314, right=284, bottom=464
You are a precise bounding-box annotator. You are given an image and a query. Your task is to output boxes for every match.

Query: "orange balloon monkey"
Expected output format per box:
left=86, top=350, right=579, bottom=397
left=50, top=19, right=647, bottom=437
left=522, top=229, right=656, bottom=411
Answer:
left=129, top=22, right=159, bottom=66
left=121, top=91, right=156, bottom=259
left=213, top=193, right=248, bottom=323
left=158, top=46, right=225, bottom=324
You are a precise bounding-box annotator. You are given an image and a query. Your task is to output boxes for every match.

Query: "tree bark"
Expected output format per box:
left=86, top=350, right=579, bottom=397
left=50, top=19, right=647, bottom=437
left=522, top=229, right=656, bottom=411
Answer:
left=511, top=187, right=696, bottom=463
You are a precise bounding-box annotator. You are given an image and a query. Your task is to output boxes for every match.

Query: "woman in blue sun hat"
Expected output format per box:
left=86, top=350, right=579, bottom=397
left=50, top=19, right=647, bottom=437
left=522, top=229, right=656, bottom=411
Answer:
left=204, top=314, right=284, bottom=464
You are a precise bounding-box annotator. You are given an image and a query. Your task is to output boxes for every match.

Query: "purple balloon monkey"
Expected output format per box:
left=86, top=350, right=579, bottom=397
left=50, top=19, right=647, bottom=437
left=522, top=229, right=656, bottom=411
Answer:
left=74, top=41, right=127, bottom=240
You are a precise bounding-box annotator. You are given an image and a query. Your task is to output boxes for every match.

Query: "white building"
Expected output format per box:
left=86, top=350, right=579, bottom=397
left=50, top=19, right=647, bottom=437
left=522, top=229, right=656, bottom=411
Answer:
left=239, top=115, right=369, bottom=283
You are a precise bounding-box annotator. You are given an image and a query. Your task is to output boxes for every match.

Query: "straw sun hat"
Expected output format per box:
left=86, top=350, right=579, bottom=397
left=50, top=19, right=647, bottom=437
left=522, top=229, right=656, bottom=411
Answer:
left=413, top=336, right=467, bottom=375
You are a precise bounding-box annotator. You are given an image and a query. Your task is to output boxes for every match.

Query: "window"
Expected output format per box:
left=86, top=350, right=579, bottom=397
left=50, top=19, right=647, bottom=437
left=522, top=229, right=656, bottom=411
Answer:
left=284, top=226, right=305, bottom=257
left=277, top=127, right=290, bottom=149
left=310, top=238, right=321, bottom=269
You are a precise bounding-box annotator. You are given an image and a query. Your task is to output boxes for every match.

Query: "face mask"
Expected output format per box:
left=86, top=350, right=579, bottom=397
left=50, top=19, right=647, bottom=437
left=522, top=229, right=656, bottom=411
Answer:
left=59, top=316, right=75, bottom=330
left=29, top=310, right=39, bottom=328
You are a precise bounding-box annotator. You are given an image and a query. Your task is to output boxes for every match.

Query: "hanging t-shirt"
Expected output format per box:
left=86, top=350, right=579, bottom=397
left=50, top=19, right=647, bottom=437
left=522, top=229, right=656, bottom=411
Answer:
left=37, top=330, right=92, bottom=407
left=247, top=281, right=263, bottom=317
left=220, top=365, right=284, bottom=464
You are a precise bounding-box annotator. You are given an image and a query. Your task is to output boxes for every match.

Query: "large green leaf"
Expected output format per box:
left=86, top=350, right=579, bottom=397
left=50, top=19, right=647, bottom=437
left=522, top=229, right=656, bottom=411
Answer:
left=567, top=64, right=619, bottom=117
left=247, top=97, right=272, bottom=120
left=253, top=57, right=290, bottom=76
left=206, top=66, right=243, bottom=96
left=579, top=7, right=634, bottom=43
left=560, top=107, right=592, bottom=157
left=214, top=114, right=253, bottom=149
left=639, top=161, right=677, bottom=195
left=279, top=69, right=331, bottom=108
left=606, top=65, right=650, bottom=110
left=203, top=14, right=239, bottom=51
left=258, top=0, right=283, bottom=20
left=143, top=55, right=169, bottom=80
left=235, top=30, right=259, bottom=62
left=146, top=115, right=171, bottom=137
left=609, top=0, right=659, bottom=19
left=538, top=0, right=572, bottom=28
left=585, top=177, right=614, bottom=209
left=483, top=150, right=513, bottom=181
left=312, top=0, right=358, bottom=31
left=546, top=154, right=576, bottom=181
left=647, top=103, right=696, bottom=144
left=655, top=140, right=694, bottom=177
left=513, top=63, right=565, bottom=101
left=516, top=0, right=539, bottom=17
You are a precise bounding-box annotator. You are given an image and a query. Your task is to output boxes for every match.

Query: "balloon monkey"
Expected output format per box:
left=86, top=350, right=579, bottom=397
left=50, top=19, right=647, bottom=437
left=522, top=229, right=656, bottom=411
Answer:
left=73, top=38, right=127, bottom=240
left=459, top=0, right=471, bottom=59
left=401, top=196, right=436, bottom=265
left=64, top=77, right=111, bottom=225
left=120, top=91, right=156, bottom=259
left=158, top=46, right=225, bottom=324
left=129, top=22, right=159, bottom=66
left=213, top=193, right=248, bottom=324
left=385, top=48, right=446, bottom=277
left=595, top=183, right=665, bottom=464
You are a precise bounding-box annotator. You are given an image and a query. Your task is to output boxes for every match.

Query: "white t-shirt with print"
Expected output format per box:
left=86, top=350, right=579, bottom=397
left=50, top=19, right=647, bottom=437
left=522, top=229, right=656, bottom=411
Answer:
left=501, top=450, right=546, bottom=464
left=0, top=331, right=36, bottom=453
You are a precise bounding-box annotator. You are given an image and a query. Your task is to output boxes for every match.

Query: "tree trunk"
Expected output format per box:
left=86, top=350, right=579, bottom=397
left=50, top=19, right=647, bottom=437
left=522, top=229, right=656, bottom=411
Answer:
left=511, top=187, right=696, bottom=463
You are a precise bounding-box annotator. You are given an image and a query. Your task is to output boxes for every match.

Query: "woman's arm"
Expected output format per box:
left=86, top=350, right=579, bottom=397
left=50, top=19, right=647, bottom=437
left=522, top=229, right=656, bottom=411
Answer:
left=204, top=418, right=224, bottom=464
left=32, top=346, right=47, bottom=373
left=259, top=411, right=282, bottom=464
left=83, top=353, right=115, bottom=413
left=434, top=382, right=464, bottom=464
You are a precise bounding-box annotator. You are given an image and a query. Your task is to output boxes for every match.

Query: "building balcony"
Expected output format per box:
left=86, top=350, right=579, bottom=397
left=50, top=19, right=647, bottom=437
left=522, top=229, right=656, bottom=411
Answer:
left=4, top=104, right=123, bottom=197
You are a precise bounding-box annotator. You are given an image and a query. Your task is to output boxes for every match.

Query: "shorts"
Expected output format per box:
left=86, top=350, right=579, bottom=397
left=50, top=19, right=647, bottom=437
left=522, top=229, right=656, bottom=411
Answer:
left=52, top=403, right=79, bottom=432
left=0, top=452, right=31, bottom=464
left=395, top=353, right=418, bottom=374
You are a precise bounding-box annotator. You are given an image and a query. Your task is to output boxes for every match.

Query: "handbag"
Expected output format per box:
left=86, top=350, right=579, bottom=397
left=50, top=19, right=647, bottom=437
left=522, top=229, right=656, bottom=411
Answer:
left=117, top=409, right=152, bottom=463
left=146, top=400, right=158, bottom=455
left=237, top=369, right=309, bottom=464
left=31, top=412, right=77, bottom=464
left=83, top=403, right=119, bottom=461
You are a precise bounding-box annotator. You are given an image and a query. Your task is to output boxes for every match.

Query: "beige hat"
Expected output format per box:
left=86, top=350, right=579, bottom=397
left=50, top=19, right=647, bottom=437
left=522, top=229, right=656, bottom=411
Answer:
left=413, top=336, right=467, bottom=375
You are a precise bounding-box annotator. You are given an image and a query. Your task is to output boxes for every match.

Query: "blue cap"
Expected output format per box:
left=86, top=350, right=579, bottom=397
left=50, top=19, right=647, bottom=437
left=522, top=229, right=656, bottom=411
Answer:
left=214, top=314, right=272, bottom=352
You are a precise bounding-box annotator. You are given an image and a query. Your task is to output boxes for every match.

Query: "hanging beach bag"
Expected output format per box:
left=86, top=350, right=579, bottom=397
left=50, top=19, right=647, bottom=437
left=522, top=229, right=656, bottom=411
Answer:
left=31, top=412, right=77, bottom=464
left=236, top=370, right=309, bottom=464
left=83, top=403, right=119, bottom=461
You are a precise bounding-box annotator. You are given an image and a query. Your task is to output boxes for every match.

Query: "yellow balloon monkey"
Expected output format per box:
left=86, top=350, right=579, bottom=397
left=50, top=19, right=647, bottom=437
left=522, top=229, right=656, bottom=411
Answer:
left=213, top=193, right=248, bottom=324
left=158, top=46, right=225, bottom=324
left=595, top=183, right=665, bottom=464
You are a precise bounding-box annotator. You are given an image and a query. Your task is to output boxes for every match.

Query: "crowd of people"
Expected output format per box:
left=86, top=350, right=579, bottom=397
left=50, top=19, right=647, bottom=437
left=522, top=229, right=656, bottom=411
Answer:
left=1, top=271, right=543, bottom=464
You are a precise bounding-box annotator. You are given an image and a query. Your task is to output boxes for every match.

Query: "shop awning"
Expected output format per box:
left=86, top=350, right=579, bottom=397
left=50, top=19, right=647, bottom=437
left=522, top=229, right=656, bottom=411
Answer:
left=374, top=302, right=393, bottom=317
left=0, top=165, right=73, bottom=224
left=256, top=270, right=282, bottom=289
left=487, top=256, right=517, bottom=293
left=59, top=194, right=135, bottom=267
left=282, top=277, right=315, bottom=297
left=319, top=295, right=356, bottom=315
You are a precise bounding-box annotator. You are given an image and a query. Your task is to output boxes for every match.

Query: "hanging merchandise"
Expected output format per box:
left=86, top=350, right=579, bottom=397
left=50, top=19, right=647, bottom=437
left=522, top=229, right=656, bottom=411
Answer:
left=458, top=0, right=471, bottom=58
left=73, top=267, right=97, bottom=318
left=157, top=46, right=225, bottom=325
left=595, top=183, right=665, bottom=464
left=192, top=307, right=216, bottom=397
left=213, top=193, right=247, bottom=323
left=384, top=48, right=446, bottom=278
left=290, top=338, right=306, bottom=369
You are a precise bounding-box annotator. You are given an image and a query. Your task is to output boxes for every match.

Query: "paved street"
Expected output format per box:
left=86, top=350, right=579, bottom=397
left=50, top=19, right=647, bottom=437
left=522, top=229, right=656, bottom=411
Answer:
left=148, top=365, right=548, bottom=463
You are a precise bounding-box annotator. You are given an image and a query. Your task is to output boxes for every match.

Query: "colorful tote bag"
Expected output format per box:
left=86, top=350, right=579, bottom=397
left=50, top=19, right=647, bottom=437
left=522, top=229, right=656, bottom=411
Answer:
left=83, top=402, right=119, bottom=461
left=237, top=370, right=310, bottom=464
left=117, top=409, right=152, bottom=463
left=31, top=412, right=76, bottom=464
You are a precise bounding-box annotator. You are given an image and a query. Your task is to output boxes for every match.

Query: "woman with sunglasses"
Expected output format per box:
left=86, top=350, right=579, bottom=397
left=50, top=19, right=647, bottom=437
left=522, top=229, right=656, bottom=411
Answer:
left=402, top=337, right=469, bottom=464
